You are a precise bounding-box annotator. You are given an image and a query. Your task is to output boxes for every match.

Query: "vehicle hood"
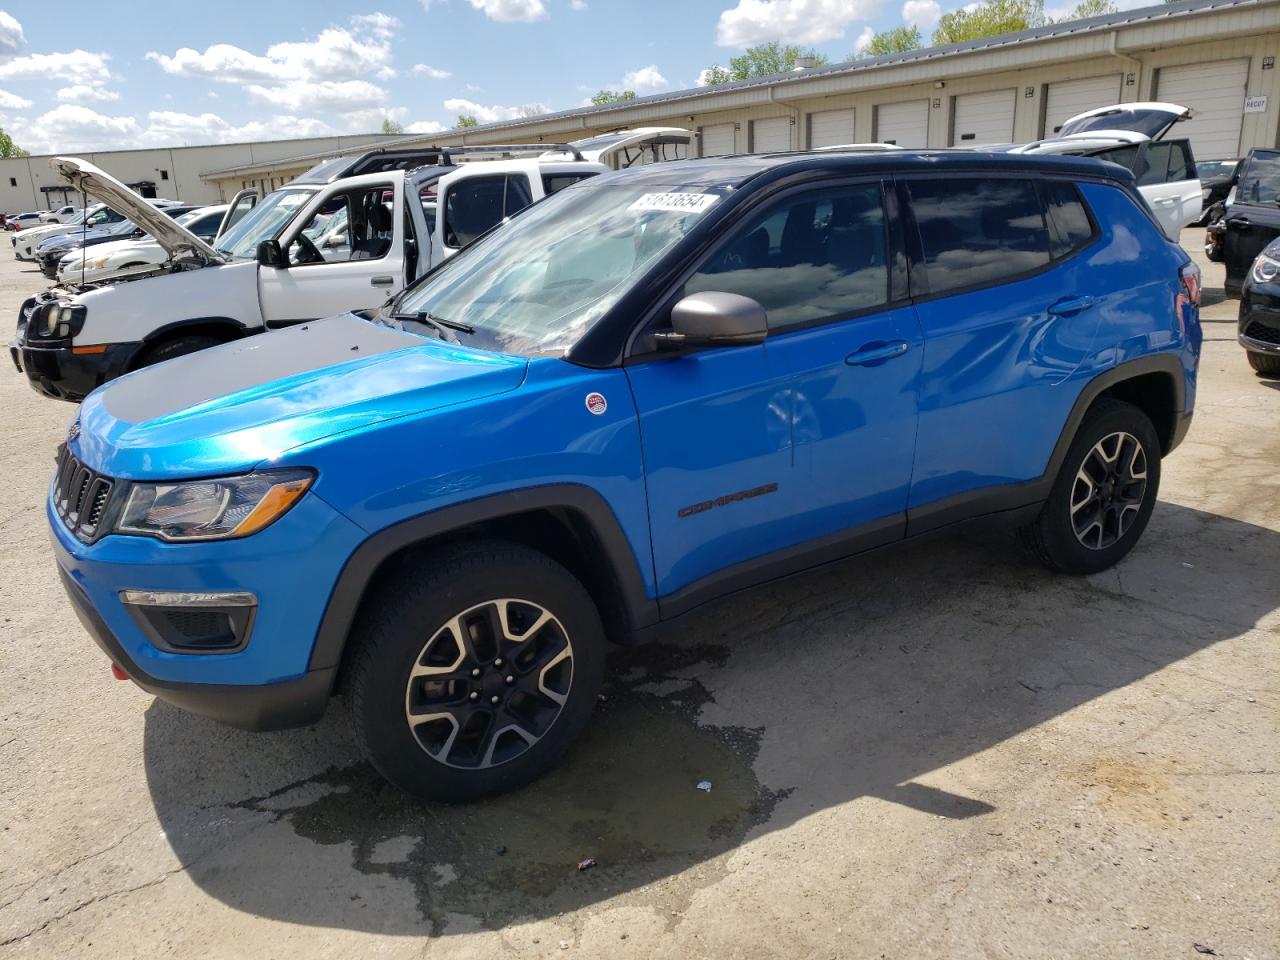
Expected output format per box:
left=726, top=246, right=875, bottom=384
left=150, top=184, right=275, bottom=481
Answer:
left=74, top=313, right=529, bottom=479
left=49, top=157, right=224, bottom=265
left=1058, top=101, right=1190, bottom=140
left=40, top=229, right=121, bottom=254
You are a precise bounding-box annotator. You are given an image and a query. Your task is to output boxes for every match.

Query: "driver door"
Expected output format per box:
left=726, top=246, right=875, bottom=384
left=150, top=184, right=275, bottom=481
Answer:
left=257, top=177, right=403, bottom=327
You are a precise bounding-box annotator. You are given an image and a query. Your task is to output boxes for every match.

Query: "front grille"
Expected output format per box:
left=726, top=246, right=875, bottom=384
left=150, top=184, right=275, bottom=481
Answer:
left=1244, top=320, right=1280, bottom=347
left=52, top=444, right=115, bottom=542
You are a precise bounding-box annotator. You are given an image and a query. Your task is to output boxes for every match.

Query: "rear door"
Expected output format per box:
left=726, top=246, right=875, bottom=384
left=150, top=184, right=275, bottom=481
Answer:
left=951, top=89, right=1016, bottom=145
left=1134, top=140, right=1201, bottom=239
left=901, top=175, right=1102, bottom=527
left=1224, top=149, right=1280, bottom=292
left=875, top=100, right=929, bottom=147
left=257, top=176, right=403, bottom=326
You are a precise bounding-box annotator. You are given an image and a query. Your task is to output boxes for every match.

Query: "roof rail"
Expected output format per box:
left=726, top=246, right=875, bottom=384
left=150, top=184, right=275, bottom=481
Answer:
left=424, top=142, right=587, bottom=164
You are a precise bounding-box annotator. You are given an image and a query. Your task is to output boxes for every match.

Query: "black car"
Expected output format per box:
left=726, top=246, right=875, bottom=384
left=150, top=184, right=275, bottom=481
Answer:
left=1194, top=158, right=1240, bottom=226
left=35, top=205, right=198, bottom=279
left=1223, top=149, right=1280, bottom=298
left=1239, top=236, right=1280, bottom=376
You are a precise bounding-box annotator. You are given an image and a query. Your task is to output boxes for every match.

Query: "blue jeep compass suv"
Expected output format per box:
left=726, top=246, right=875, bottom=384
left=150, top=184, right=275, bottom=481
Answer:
left=48, top=151, right=1201, bottom=800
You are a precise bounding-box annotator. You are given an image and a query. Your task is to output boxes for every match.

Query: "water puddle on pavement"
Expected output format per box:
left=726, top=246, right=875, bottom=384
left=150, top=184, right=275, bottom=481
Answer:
left=239, top=643, right=783, bottom=931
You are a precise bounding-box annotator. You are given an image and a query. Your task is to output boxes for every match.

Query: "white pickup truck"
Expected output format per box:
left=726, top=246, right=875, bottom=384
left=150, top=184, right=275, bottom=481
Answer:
left=10, top=143, right=616, bottom=401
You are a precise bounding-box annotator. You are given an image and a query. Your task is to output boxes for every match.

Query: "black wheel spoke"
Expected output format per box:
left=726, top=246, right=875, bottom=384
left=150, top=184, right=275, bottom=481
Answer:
left=404, top=598, right=574, bottom=770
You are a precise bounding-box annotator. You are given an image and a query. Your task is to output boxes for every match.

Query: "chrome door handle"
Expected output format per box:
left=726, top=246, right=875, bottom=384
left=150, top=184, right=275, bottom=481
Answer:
left=371, top=275, right=394, bottom=286
left=1048, top=295, right=1095, bottom=316
left=845, top=340, right=909, bottom=366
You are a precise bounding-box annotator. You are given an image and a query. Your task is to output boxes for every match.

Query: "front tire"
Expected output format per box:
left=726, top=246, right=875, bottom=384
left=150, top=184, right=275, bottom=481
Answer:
left=136, top=334, right=222, bottom=368
left=1020, top=399, right=1161, bottom=575
left=345, top=540, right=606, bottom=802
left=1247, top=351, right=1280, bottom=377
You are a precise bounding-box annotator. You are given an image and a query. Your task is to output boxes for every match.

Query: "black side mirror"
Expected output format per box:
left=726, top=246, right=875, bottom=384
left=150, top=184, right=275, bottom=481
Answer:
left=256, top=239, right=285, bottom=267
left=654, top=292, right=768, bottom=350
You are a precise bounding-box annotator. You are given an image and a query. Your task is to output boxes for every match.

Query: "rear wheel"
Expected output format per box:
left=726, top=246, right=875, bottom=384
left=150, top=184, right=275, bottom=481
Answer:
left=346, top=540, right=606, bottom=802
left=1248, top=351, right=1280, bottom=377
left=1020, top=399, right=1161, bottom=575
left=136, top=334, right=222, bottom=368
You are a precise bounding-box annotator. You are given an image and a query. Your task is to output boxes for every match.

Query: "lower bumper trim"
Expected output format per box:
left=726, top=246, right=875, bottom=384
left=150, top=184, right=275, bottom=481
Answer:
left=60, top=567, right=334, bottom=731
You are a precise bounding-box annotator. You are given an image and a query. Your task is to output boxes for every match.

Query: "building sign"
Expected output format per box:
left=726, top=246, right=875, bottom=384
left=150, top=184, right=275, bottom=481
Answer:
left=1244, top=95, right=1267, bottom=114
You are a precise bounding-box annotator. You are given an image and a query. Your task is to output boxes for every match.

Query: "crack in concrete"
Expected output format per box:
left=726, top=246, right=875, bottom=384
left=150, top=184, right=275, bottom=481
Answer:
left=0, top=867, right=180, bottom=947
left=0, top=823, right=147, bottom=912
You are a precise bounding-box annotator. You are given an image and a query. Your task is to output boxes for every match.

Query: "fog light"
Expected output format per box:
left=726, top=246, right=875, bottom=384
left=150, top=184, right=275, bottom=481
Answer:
left=120, top=590, right=257, bottom=654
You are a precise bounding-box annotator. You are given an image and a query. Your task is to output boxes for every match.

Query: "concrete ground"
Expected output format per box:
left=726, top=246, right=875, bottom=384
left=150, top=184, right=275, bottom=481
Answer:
left=0, top=230, right=1276, bottom=960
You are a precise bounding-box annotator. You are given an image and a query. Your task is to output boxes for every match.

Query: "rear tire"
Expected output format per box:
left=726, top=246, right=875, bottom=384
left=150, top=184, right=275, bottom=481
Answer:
left=1247, top=351, right=1280, bottom=377
left=136, top=334, right=222, bottom=368
left=345, top=540, right=606, bottom=802
left=1020, top=399, right=1161, bottom=575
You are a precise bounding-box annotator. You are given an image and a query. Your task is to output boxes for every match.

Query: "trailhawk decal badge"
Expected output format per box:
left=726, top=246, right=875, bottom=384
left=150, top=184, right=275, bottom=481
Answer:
left=585, top=392, right=607, bottom=416
left=678, top=482, right=778, bottom=518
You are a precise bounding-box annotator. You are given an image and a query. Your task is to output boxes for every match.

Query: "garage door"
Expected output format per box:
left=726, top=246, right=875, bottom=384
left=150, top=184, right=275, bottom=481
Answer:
left=952, top=89, right=1016, bottom=145
left=809, top=108, right=855, bottom=148
left=1157, top=59, right=1250, bottom=160
left=1044, top=74, right=1123, bottom=136
left=699, top=122, right=736, bottom=157
left=751, top=116, right=792, bottom=153
left=875, top=100, right=928, bottom=147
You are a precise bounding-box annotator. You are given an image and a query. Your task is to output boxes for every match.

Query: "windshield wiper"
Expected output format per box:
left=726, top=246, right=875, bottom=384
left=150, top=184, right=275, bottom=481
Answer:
left=391, top=310, right=474, bottom=344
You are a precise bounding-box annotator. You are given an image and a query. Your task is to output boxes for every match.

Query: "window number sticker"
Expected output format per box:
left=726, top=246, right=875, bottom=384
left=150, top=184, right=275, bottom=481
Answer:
left=628, top=192, right=719, bottom=214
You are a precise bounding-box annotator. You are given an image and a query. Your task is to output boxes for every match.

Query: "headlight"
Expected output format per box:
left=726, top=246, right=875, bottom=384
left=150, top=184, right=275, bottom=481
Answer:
left=40, top=303, right=86, bottom=339
left=116, top=469, right=313, bottom=542
left=1253, top=253, right=1280, bottom=285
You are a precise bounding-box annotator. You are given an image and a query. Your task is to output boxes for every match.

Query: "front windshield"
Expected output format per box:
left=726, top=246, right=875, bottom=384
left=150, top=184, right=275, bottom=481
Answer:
left=397, top=180, right=724, bottom=356
left=1237, top=151, right=1280, bottom=205
left=1059, top=108, right=1181, bottom=138
left=215, top=188, right=315, bottom=259
left=104, top=219, right=138, bottom=237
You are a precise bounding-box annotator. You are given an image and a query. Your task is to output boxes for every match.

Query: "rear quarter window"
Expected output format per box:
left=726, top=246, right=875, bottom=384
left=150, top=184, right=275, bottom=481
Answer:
left=1040, top=180, right=1095, bottom=259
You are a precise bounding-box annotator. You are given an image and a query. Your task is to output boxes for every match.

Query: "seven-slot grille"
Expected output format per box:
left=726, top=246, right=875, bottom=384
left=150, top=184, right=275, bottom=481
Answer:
left=53, top=444, right=114, bottom=541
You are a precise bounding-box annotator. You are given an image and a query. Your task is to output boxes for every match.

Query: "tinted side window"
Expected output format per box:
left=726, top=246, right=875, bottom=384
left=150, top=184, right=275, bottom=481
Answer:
left=1236, top=150, right=1280, bottom=205
left=1092, top=144, right=1141, bottom=173
left=1136, top=141, right=1195, bottom=186
left=543, top=173, right=598, bottom=195
left=1041, top=180, right=1094, bottom=259
left=907, top=178, right=1050, bottom=294
left=685, top=183, right=889, bottom=330
left=505, top=175, right=533, bottom=216
left=444, top=175, right=505, bottom=248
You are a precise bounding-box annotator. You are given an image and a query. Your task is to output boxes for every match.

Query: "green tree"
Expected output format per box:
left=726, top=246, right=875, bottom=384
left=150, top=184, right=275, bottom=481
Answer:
left=1057, top=0, right=1115, bottom=18
left=861, top=24, right=923, bottom=57
left=702, top=41, right=830, bottom=85
left=590, top=89, right=637, bottom=105
left=455, top=114, right=479, bottom=128
left=932, top=0, right=1046, bottom=44
left=380, top=117, right=405, bottom=135
left=0, top=128, right=28, bottom=158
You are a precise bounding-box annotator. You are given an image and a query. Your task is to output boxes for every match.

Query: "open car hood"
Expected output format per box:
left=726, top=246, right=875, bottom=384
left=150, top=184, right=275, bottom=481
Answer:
left=544, top=128, right=692, bottom=166
left=49, top=157, right=224, bottom=265
left=1057, top=101, right=1191, bottom=141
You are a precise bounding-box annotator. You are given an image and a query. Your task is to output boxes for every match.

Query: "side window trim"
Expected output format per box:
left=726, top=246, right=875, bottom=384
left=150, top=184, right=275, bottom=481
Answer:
left=625, top=175, right=904, bottom=361
left=899, top=173, right=1098, bottom=304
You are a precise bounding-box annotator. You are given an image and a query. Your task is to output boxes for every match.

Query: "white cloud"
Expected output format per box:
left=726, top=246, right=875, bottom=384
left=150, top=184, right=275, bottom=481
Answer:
left=570, top=0, right=588, bottom=8
left=902, top=0, right=941, bottom=29
left=852, top=25, right=875, bottom=53
left=247, top=79, right=387, bottom=113
left=466, top=0, right=548, bottom=22
left=412, top=63, right=452, bottom=78
left=715, top=0, right=882, bottom=46
left=55, top=84, right=120, bottom=103
left=138, top=110, right=339, bottom=147
left=622, top=64, right=667, bottom=91
left=0, top=49, right=111, bottom=86
left=146, top=15, right=395, bottom=85
left=0, top=10, right=24, bottom=60
left=406, top=119, right=448, bottom=133
left=0, top=86, right=29, bottom=109
left=12, top=104, right=138, bottom=153
left=443, top=97, right=550, bottom=123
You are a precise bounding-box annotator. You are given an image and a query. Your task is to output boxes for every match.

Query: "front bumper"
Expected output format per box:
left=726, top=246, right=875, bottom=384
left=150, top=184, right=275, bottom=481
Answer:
left=9, top=339, right=140, bottom=402
left=1238, top=282, right=1280, bottom=356
left=49, top=476, right=369, bottom=730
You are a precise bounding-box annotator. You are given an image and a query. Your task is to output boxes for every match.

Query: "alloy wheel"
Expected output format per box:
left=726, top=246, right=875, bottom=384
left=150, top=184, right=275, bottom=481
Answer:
left=403, top=598, right=574, bottom=769
left=1070, top=430, right=1148, bottom=550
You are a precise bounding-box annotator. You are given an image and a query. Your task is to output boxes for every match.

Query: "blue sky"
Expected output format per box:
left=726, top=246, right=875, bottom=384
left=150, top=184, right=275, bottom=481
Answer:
left=0, top=0, right=1137, bottom=154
